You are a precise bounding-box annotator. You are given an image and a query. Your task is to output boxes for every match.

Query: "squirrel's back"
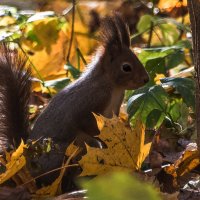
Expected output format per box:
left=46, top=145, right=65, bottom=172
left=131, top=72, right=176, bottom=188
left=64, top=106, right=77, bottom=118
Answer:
left=30, top=60, right=112, bottom=143
left=0, top=44, right=31, bottom=151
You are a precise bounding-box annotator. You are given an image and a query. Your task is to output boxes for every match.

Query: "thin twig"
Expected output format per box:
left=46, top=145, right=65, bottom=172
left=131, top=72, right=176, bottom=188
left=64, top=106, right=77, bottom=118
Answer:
left=20, top=163, right=79, bottom=187
left=66, top=0, right=76, bottom=62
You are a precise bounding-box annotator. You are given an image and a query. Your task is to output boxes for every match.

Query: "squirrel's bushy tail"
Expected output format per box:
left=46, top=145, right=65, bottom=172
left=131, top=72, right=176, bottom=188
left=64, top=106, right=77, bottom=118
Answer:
left=0, top=43, right=31, bottom=151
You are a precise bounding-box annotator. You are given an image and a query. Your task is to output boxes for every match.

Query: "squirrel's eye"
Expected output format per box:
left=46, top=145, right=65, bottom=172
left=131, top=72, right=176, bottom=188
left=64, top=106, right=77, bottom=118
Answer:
left=121, top=63, right=132, bottom=73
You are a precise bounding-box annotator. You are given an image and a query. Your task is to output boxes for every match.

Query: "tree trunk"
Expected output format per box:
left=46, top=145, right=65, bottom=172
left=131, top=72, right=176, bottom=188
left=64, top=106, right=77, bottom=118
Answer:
left=187, top=0, right=200, bottom=151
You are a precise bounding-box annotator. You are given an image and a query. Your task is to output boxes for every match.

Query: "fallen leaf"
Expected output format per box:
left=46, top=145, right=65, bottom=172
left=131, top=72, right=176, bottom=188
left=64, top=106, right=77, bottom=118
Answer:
left=79, top=115, right=151, bottom=176
left=0, top=141, right=27, bottom=184
left=165, top=150, right=200, bottom=178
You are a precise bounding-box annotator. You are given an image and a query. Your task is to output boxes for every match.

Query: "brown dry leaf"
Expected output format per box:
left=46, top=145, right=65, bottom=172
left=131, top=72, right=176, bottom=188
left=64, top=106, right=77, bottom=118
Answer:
left=165, top=150, right=200, bottom=178
left=0, top=141, right=27, bottom=184
left=79, top=115, right=151, bottom=176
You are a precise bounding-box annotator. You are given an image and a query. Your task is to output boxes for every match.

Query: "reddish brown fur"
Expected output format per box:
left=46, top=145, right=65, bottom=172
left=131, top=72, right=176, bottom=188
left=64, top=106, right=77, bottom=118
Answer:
left=100, top=13, right=130, bottom=49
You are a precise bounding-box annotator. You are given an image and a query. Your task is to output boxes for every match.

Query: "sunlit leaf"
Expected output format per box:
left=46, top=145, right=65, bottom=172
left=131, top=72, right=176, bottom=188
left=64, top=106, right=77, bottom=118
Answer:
left=79, top=116, right=151, bottom=176
left=137, top=15, right=153, bottom=33
left=161, top=77, right=195, bottom=109
left=0, top=141, right=27, bottom=184
left=159, top=23, right=179, bottom=45
left=165, top=150, right=200, bottom=177
left=21, top=17, right=69, bottom=80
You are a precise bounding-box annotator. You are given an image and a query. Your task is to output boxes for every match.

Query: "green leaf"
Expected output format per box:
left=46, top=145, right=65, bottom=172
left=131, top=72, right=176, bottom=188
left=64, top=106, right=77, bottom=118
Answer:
left=82, top=172, right=160, bottom=200
left=138, top=47, right=185, bottom=82
left=136, top=15, right=153, bottom=33
left=168, top=100, right=182, bottom=122
left=159, top=23, right=179, bottom=45
left=156, top=18, right=191, bottom=32
left=176, top=102, right=190, bottom=129
left=176, top=40, right=192, bottom=49
left=65, top=63, right=81, bottom=79
left=138, top=50, right=170, bottom=65
left=127, top=85, right=169, bottom=127
left=166, top=50, right=184, bottom=69
left=44, top=77, right=70, bottom=91
left=146, top=109, right=165, bottom=129
left=138, top=49, right=169, bottom=83
left=161, top=78, right=195, bottom=110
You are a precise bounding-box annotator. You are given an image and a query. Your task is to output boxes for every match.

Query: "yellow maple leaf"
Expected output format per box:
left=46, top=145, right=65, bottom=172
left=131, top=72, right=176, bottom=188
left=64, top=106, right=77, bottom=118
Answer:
left=79, top=115, right=151, bottom=176
left=0, top=141, right=27, bottom=184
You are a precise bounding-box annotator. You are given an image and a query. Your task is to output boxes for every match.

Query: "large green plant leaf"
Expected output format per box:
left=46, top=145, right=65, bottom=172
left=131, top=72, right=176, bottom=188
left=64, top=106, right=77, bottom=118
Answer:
left=160, top=77, right=195, bottom=110
left=138, top=47, right=185, bottom=83
left=127, top=85, right=169, bottom=128
left=82, top=172, right=160, bottom=200
left=146, top=109, right=165, bottom=129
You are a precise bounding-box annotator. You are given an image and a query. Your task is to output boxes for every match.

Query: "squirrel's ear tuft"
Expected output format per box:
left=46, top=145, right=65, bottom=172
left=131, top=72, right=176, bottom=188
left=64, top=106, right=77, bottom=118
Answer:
left=113, top=13, right=130, bottom=48
left=100, top=13, right=130, bottom=49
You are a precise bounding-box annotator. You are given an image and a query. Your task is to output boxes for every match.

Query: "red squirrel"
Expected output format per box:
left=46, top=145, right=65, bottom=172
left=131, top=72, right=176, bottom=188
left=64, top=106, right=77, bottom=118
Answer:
left=0, top=14, right=149, bottom=185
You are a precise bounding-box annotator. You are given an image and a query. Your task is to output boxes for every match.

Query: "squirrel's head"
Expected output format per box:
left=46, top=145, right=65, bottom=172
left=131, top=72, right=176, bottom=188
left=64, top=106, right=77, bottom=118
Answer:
left=100, top=14, right=149, bottom=90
